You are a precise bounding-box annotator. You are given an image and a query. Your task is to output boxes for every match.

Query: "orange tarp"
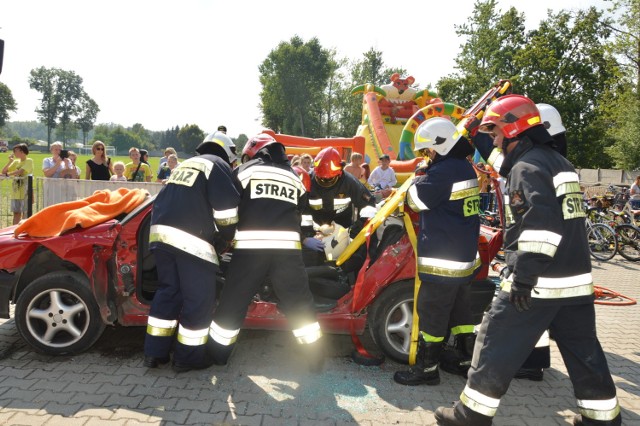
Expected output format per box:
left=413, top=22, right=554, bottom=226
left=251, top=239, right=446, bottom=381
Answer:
left=15, top=188, right=149, bottom=238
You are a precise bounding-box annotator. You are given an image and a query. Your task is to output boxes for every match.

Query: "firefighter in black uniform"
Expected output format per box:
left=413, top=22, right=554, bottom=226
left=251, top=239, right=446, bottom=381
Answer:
left=435, top=95, right=621, bottom=425
left=208, top=133, right=323, bottom=371
left=393, top=117, right=481, bottom=386
left=144, top=135, right=241, bottom=373
left=303, top=147, right=376, bottom=271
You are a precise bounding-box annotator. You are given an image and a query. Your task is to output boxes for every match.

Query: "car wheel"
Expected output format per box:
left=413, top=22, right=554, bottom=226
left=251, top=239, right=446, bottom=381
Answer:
left=367, top=280, right=414, bottom=364
left=15, top=272, right=106, bottom=355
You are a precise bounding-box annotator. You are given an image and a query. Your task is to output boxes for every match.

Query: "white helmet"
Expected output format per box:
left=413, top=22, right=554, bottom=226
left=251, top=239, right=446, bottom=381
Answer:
left=414, top=117, right=461, bottom=156
left=199, top=131, right=237, bottom=165
left=536, top=103, right=566, bottom=136
left=318, top=222, right=350, bottom=261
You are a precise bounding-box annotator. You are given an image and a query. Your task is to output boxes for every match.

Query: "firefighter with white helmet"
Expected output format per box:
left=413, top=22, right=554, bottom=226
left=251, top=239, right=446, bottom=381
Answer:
left=144, top=135, right=241, bottom=373
left=208, top=133, right=323, bottom=371
left=435, top=95, right=621, bottom=426
left=202, top=131, right=238, bottom=167
left=394, top=117, right=481, bottom=386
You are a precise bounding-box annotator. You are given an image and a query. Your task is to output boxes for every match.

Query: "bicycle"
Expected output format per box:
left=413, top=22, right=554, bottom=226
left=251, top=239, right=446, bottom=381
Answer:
left=589, top=207, right=640, bottom=261
left=585, top=214, right=617, bottom=261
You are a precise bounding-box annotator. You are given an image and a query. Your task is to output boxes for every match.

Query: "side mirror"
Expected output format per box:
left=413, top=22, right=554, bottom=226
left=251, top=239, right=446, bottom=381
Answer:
left=0, top=39, right=4, bottom=75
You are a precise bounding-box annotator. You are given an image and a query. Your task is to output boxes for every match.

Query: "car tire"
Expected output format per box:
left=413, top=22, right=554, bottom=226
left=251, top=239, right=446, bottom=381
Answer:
left=367, top=280, right=414, bottom=364
left=15, top=272, right=106, bottom=355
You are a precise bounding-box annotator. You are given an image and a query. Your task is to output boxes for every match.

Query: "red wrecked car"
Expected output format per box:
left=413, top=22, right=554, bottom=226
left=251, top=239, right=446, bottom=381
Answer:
left=0, top=192, right=501, bottom=363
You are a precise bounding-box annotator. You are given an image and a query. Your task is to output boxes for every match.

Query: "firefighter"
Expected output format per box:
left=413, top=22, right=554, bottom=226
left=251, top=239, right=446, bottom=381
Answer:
left=304, top=147, right=376, bottom=271
left=144, top=135, right=241, bottom=373
left=393, top=117, right=481, bottom=386
left=435, top=95, right=621, bottom=425
left=207, top=133, right=324, bottom=371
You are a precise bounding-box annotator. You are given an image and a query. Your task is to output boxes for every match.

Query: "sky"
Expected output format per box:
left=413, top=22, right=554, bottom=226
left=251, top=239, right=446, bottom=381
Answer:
left=1, top=0, right=609, bottom=140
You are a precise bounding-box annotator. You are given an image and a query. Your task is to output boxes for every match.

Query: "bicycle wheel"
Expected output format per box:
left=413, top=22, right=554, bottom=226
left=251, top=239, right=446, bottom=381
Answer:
left=616, top=224, right=640, bottom=261
left=587, top=223, right=617, bottom=261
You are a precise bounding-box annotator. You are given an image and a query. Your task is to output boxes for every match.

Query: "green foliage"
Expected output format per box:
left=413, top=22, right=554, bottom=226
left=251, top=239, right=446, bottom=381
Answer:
left=0, top=82, right=17, bottom=127
left=76, top=94, right=100, bottom=144
left=177, top=124, right=204, bottom=155
left=233, top=134, right=248, bottom=155
left=259, top=36, right=332, bottom=137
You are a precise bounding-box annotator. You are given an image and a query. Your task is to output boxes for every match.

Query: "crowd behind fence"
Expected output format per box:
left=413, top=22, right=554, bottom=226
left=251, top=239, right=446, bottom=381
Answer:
left=1, top=176, right=164, bottom=228
left=1, top=168, right=637, bottom=229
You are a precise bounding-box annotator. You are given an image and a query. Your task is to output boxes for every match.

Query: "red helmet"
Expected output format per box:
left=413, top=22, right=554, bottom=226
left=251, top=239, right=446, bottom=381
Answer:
left=479, top=94, right=542, bottom=139
left=292, top=165, right=311, bottom=192
left=313, top=147, right=343, bottom=188
left=242, top=133, right=280, bottom=162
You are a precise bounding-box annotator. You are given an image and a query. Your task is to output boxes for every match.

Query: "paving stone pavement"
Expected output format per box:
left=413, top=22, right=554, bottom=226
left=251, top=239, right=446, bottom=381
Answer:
left=0, top=257, right=638, bottom=425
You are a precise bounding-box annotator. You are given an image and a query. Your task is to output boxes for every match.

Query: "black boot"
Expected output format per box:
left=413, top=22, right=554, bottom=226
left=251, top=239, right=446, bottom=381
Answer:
left=300, top=338, right=325, bottom=373
left=440, top=333, right=475, bottom=378
left=394, top=340, right=442, bottom=386
left=434, top=401, right=493, bottom=426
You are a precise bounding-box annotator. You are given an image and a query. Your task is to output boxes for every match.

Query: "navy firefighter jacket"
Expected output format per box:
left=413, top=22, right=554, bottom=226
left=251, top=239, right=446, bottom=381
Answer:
left=406, top=156, right=481, bottom=284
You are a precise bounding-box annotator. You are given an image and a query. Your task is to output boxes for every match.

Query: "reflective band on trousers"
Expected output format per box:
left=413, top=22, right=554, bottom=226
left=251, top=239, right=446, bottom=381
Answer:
left=518, top=229, right=562, bottom=257
left=209, top=321, right=240, bottom=346
left=146, top=316, right=178, bottom=337
left=176, top=324, right=209, bottom=346
left=577, top=397, right=620, bottom=421
left=460, top=385, right=500, bottom=417
left=214, top=207, right=239, bottom=227
left=150, top=224, right=218, bottom=265
left=234, top=230, right=302, bottom=250
left=293, top=322, right=322, bottom=344
left=417, top=255, right=481, bottom=278
left=501, top=273, right=594, bottom=299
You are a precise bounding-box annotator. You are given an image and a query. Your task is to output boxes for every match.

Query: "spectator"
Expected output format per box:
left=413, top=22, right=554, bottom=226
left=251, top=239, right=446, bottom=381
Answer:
left=476, top=162, right=491, bottom=212
left=290, top=154, right=301, bottom=167
left=110, top=161, right=128, bottom=182
left=217, top=125, right=227, bottom=134
left=157, top=147, right=177, bottom=175
left=2, top=143, right=33, bottom=224
left=630, top=175, right=640, bottom=209
left=124, top=147, right=153, bottom=182
left=344, top=152, right=366, bottom=182
left=42, top=142, right=71, bottom=178
left=60, top=151, right=81, bottom=179
left=139, top=149, right=150, bottom=165
left=157, top=154, right=179, bottom=183
left=300, top=153, right=313, bottom=173
left=368, top=154, right=397, bottom=199
left=85, top=140, right=113, bottom=180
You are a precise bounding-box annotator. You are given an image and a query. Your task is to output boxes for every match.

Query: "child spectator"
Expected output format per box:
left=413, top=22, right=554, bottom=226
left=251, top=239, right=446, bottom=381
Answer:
left=2, top=143, right=34, bottom=224
left=157, top=147, right=177, bottom=175
left=344, top=152, right=366, bottom=182
left=125, top=147, right=153, bottom=182
left=110, top=161, right=128, bottom=182
left=368, top=154, right=396, bottom=199
left=157, top=154, right=179, bottom=183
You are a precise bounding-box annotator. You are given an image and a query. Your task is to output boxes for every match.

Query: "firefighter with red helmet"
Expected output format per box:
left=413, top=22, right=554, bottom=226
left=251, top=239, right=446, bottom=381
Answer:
left=303, top=147, right=375, bottom=271
left=393, top=117, right=481, bottom=387
left=435, top=95, right=621, bottom=426
left=144, top=136, right=241, bottom=373
left=207, top=133, right=323, bottom=371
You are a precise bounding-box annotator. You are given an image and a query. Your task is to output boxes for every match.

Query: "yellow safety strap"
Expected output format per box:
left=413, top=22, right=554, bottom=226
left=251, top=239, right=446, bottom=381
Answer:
left=401, top=202, right=421, bottom=366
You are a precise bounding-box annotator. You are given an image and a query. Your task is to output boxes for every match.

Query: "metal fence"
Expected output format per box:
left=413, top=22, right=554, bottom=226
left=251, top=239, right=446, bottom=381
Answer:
left=1, top=177, right=164, bottom=228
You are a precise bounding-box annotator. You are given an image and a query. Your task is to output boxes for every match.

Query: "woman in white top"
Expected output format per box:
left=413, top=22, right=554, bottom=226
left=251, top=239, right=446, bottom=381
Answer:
left=42, top=142, right=72, bottom=178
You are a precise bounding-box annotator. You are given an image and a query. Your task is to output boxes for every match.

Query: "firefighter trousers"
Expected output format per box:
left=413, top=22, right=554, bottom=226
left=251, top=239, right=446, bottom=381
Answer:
left=467, top=293, right=619, bottom=421
left=212, top=249, right=317, bottom=337
left=417, top=278, right=473, bottom=339
left=144, top=249, right=218, bottom=365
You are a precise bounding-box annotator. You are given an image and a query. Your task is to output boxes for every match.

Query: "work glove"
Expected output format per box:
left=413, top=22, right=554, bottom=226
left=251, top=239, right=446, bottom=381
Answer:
left=303, top=237, right=325, bottom=252
left=509, top=281, right=533, bottom=312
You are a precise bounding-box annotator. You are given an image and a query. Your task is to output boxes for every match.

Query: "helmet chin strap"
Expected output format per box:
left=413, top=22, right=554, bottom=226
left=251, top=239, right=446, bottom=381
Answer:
left=501, top=136, right=519, bottom=153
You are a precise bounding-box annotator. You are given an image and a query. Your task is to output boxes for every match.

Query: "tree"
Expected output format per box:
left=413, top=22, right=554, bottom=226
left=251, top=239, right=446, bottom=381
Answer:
left=177, top=124, right=204, bottom=155
left=259, top=36, right=332, bottom=137
left=233, top=134, right=249, bottom=155
left=0, top=82, right=17, bottom=127
left=517, top=7, right=618, bottom=167
left=436, top=0, right=526, bottom=106
left=56, top=70, right=84, bottom=145
left=29, top=67, right=59, bottom=146
left=110, top=126, right=142, bottom=155
left=76, top=94, right=100, bottom=144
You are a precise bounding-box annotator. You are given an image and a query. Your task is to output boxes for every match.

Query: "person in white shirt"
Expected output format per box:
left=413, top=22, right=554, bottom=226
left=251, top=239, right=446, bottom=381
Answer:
left=368, top=154, right=396, bottom=199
